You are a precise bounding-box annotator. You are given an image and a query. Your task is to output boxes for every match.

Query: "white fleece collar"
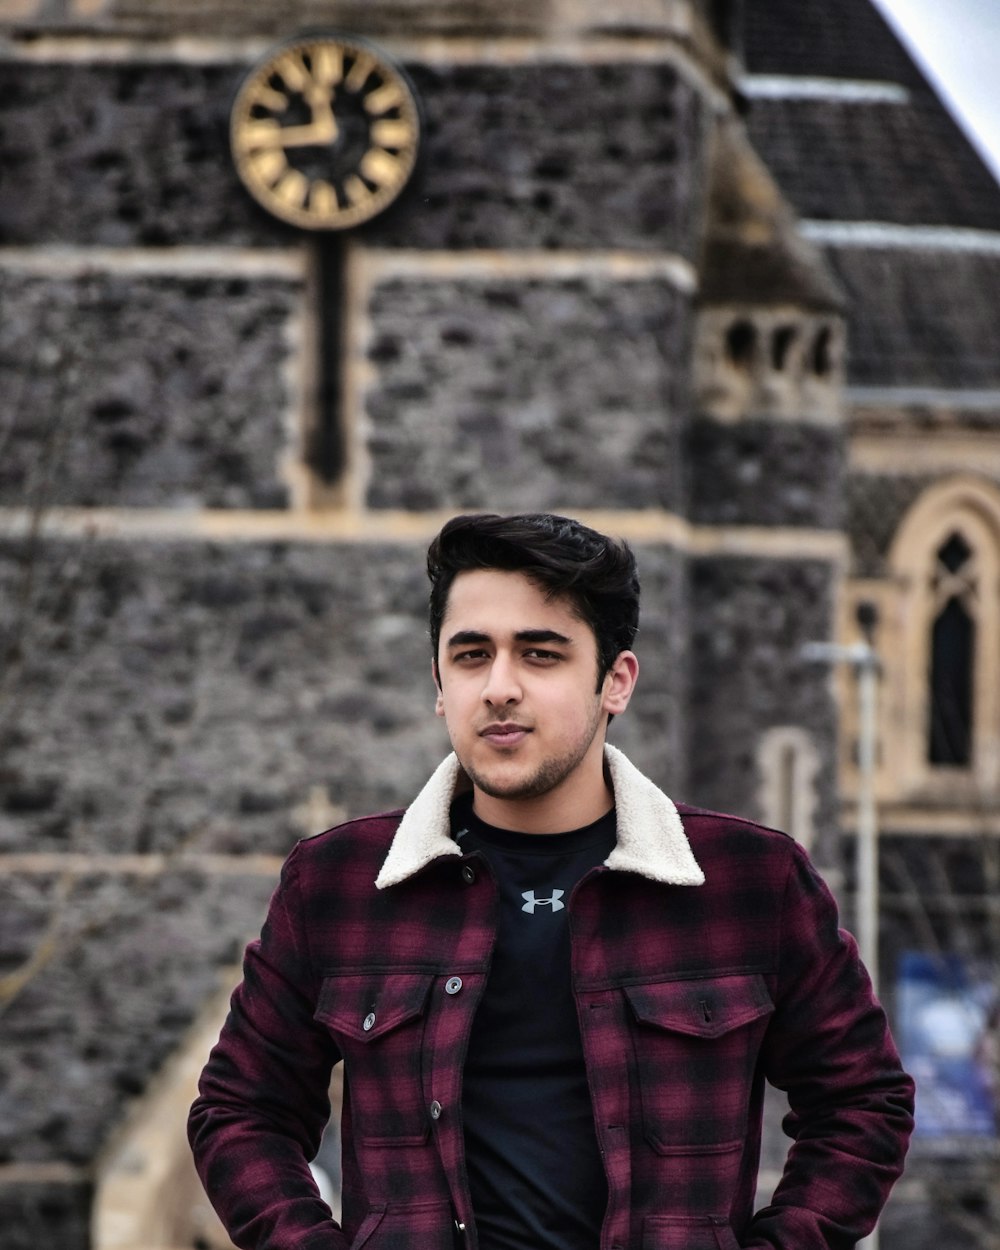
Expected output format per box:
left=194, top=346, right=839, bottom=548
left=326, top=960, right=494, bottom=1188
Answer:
left=374, top=744, right=705, bottom=890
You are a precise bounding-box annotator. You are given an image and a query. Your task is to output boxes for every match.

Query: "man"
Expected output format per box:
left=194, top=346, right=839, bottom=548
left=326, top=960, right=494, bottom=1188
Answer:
left=189, top=512, right=914, bottom=1250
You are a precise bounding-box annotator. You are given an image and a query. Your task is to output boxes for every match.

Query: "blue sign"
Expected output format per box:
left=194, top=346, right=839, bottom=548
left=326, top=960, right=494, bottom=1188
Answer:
left=896, top=952, right=997, bottom=1141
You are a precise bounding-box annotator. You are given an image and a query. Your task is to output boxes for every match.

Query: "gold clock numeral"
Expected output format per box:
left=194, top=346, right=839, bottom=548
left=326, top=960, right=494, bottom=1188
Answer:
left=311, top=44, right=344, bottom=88
left=360, top=148, right=402, bottom=188
left=363, top=81, right=404, bottom=116
left=345, top=52, right=375, bottom=92
left=370, top=119, right=413, bottom=149
left=275, top=52, right=310, bottom=93
left=343, top=173, right=373, bottom=206
left=253, top=84, right=290, bottom=113
left=310, top=180, right=339, bottom=217
left=273, top=168, right=310, bottom=209
left=249, top=147, right=288, bottom=184
left=235, top=119, right=282, bottom=153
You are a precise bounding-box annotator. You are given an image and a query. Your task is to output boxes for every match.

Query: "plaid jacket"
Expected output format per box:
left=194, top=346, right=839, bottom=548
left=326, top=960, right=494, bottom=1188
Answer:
left=189, top=745, right=914, bottom=1250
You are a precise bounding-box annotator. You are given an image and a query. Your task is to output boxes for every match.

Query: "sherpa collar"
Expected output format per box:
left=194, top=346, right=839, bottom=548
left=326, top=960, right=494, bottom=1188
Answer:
left=374, top=744, right=705, bottom=890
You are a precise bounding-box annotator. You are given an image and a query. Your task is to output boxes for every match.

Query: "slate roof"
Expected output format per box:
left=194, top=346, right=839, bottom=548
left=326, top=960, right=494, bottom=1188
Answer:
left=744, top=97, right=1000, bottom=230
left=822, top=248, right=1000, bottom=390
left=742, top=0, right=1000, bottom=394
left=742, top=0, right=925, bottom=87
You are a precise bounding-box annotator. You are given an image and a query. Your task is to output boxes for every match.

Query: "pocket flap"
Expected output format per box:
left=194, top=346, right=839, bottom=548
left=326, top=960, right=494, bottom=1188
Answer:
left=625, top=974, right=773, bottom=1039
left=315, top=972, right=434, bottom=1042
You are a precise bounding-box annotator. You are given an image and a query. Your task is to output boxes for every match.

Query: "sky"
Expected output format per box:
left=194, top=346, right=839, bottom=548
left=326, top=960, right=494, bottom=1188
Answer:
left=872, top=0, right=1000, bottom=185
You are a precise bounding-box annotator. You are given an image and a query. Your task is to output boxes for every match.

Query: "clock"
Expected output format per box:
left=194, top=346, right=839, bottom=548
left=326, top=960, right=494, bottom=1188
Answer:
left=230, top=34, right=421, bottom=231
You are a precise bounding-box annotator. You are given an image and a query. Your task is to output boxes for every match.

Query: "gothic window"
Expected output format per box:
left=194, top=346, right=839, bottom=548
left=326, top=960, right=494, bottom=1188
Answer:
left=928, top=533, right=977, bottom=767
left=884, top=477, right=1000, bottom=802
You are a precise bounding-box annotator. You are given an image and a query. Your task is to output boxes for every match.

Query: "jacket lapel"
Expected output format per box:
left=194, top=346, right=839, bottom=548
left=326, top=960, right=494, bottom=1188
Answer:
left=374, top=745, right=704, bottom=890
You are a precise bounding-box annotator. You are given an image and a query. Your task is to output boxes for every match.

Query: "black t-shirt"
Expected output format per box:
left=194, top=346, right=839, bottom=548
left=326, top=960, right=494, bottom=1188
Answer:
left=451, top=791, right=616, bottom=1250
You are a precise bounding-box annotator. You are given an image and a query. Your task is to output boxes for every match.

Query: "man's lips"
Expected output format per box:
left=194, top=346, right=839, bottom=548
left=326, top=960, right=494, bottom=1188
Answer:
left=479, top=723, right=532, bottom=747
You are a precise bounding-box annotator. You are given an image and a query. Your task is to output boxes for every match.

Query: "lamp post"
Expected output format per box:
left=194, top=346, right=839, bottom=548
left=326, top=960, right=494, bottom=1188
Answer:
left=801, top=603, right=881, bottom=1250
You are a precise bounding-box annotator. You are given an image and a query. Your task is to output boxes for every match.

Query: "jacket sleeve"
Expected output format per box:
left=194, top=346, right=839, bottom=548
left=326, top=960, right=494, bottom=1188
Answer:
left=746, top=843, right=915, bottom=1250
left=188, top=842, right=348, bottom=1250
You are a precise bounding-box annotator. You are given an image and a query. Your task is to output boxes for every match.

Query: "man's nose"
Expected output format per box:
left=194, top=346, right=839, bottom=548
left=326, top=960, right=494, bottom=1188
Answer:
left=481, top=654, right=522, bottom=705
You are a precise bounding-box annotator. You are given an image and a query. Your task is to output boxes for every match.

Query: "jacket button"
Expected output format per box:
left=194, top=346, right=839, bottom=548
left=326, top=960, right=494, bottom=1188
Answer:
left=429, top=1100, right=442, bottom=1120
left=362, top=1011, right=376, bottom=1032
left=461, top=864, right=476, bottom=884
left=445, top=976, right=463, bottom=995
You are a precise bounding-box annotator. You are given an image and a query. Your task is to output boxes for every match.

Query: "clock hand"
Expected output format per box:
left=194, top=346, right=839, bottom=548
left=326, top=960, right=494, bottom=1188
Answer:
left=273, top=121, right=335, bottom=148
left=262, top=83, right=338, bottom=149
left=305, top=83, right=340, bottom=144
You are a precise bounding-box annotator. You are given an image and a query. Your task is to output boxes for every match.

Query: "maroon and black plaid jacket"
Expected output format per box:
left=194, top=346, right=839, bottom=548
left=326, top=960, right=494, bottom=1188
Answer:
left=189, top=747, right=914, bottom=1250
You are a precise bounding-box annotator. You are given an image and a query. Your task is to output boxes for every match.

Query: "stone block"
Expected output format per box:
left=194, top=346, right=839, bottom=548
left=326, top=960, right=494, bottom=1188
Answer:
left=688, top=417, right=845, bottom=529
left=0, top=59, right=707, bottom=253
left=687, top=555, right=839, bottom=855
left=0, top=62, right=275, bottom=247
left=363, top=274, right=693, bottom=511
left=0, top=270, right=301, bottom=509
left=0, top=533, right=691, bottom=853
left=366, top=61, right=708, bottom=254
left=0, top=538, right=442, bottom=856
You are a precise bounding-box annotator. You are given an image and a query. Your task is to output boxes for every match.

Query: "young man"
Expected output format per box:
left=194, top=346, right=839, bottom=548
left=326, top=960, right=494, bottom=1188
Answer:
left=189, top=512, right=914, bottom=1250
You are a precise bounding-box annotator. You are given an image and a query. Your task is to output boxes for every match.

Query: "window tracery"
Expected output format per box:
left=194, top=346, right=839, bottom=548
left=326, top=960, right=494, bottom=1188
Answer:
left=872, top=477, right=1000, bottom=805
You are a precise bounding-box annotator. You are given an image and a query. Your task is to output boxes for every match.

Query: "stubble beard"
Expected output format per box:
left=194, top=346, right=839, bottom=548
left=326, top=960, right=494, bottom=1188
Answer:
left=462, top=701, right=605, bottom=802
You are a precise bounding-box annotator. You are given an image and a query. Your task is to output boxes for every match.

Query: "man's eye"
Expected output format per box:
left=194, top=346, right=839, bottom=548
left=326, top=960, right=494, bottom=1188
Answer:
left=525, top=649, right=560, bottom=661
left=455, top=650, right=488, bottom=662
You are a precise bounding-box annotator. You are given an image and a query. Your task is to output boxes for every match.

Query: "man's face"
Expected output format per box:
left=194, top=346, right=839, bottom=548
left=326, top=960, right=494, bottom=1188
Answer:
left=434, top=568, right=635, bottom=818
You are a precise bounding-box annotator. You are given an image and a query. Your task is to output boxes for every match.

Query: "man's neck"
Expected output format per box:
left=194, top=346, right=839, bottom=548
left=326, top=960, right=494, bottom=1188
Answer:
left=471, top=768, right=614, bottom=835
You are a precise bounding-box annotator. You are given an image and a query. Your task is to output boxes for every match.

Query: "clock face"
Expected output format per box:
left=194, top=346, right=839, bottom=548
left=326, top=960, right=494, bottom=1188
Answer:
left=230, top=35, right=421, bottom=231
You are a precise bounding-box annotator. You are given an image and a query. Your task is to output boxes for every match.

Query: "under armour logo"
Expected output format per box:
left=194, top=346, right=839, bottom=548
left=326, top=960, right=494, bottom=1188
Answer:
left=521, top=889, right=565, bottom=914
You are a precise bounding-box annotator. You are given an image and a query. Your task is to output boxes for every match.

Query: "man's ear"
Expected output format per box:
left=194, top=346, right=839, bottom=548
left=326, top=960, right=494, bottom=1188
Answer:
left=432, top=659, right=445, bottom=716
left=602, top=651, right=639, bottom=718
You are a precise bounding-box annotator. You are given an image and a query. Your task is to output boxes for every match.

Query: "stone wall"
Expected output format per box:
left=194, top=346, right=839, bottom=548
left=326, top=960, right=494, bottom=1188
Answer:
left=688, top=555, right=840, bottom=853
left=363, top=274, right=692, bottom=512
left=0, top=269, right=303, bottom=509
left=688, top=419, right=844, bottom=529
left=0, top=59, right=708, bottom=254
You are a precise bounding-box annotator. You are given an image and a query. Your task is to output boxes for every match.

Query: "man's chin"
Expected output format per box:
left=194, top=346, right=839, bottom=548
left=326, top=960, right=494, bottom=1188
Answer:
left=463, top=760, right=562, bottom=803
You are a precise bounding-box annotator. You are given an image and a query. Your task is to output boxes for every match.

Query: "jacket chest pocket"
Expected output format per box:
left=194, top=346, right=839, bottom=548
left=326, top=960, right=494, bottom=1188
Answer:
left=315, top=972, right=434, bottom=1146
left=624, top=974, right=774, bottom=1155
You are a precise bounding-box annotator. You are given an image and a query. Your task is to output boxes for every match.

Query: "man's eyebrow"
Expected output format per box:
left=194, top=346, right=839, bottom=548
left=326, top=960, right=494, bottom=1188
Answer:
left=514, top=629, right=572, bottom=645
left=444, top=628, right=573, bottom=647
left=445, top=630, right=492, bottom=647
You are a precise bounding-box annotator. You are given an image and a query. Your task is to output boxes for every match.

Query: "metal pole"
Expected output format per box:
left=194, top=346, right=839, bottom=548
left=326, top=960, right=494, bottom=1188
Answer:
left=856, top=651, right=879, bottom=994
left=802, top=613, right=881, bottom=1250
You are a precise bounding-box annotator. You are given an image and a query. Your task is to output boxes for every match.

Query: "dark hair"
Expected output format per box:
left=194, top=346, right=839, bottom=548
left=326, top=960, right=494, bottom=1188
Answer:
left=427, top=513, right=639, bottom=687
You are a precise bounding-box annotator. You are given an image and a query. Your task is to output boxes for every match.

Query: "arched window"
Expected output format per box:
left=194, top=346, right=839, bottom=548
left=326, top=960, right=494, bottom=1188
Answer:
left=757, top=726, right=820, bottom=850
left=883, top=477, right=1000, bottom=801
left=928, top=533, right=976, bottom=767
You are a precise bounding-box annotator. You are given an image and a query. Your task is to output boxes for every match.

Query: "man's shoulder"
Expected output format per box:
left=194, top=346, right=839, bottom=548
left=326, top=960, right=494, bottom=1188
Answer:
left=675, top=801, right=799, bottom=858
left=298, top=807, right=406, bottom=853
left=277, top=808, right=411, bottom=902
